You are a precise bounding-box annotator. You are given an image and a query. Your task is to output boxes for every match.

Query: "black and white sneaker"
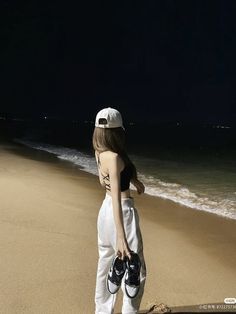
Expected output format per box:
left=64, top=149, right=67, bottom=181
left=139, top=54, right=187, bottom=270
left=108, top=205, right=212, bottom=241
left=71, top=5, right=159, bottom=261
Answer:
left=106, top=255, right=127, bottom=294
left=124, top=252, right=141, bottom=298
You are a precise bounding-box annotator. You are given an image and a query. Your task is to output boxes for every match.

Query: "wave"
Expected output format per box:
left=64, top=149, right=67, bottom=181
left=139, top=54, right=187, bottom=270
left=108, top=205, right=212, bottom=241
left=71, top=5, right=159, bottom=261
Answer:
left=14, top=138, right=236, bottom=220
left=138, top=174, right=236, bottom=220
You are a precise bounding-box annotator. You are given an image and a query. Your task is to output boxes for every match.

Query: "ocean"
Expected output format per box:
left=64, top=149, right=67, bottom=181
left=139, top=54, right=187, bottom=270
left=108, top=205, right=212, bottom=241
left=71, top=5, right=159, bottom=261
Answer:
left=3, top=117, right=235, bottom=220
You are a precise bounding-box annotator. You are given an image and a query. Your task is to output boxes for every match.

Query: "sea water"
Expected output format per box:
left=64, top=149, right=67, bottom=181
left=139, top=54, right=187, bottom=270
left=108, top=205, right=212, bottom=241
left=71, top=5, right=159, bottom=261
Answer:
left=14, top=121, right=236, bottom=220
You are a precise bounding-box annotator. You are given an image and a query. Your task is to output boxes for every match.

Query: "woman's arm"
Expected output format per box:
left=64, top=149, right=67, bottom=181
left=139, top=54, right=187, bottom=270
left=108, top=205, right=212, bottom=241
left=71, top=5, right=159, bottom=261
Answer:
left=108, top=152, right=131, bottom=259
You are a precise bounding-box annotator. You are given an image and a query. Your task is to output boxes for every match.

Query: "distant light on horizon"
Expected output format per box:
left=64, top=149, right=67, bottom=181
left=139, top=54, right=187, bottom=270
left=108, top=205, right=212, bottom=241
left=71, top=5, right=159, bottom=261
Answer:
left=213, top=125, right=231, bottom=129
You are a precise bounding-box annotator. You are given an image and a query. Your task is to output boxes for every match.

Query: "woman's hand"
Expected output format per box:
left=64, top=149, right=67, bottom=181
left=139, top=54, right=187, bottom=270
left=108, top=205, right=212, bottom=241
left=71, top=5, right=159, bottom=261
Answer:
left=116, top=235, right=132, bottom=260
left=132, top=178, right=145, bottom=194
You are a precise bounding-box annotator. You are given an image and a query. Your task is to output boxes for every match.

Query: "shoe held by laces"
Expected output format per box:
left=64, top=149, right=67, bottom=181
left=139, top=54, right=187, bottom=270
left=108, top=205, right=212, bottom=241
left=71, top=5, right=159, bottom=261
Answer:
left=106, top=255, right=127, bottom=294
left=124, top=251, right=141, bottom=298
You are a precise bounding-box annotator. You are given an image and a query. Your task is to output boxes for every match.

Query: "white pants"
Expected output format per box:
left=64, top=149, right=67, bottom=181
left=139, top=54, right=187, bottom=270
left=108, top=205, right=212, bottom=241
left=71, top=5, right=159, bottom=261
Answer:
left=95, top=193, right=147, bottom=314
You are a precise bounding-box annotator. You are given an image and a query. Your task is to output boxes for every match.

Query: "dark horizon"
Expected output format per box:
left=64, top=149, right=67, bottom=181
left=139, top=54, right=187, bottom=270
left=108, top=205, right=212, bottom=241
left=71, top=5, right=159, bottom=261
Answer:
left=0, top=111, right=235, bottom=127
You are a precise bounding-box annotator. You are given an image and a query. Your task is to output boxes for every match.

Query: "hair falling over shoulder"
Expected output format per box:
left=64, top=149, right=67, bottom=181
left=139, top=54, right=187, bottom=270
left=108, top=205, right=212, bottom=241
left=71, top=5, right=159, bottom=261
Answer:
left=92, top=126, right=138, bottom=181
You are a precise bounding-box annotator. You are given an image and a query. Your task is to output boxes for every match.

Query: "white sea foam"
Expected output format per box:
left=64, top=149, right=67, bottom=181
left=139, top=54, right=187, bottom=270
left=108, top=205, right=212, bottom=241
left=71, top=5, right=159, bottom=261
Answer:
left=14, top=138, right=236, bottom=220
left=15, top=138, right=99, bottom=175
left=138, top=174, right=236, bottom=220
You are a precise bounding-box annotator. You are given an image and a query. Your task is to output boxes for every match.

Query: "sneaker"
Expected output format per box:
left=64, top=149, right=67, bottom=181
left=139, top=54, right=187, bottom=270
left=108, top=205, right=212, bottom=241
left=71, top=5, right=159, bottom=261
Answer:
left=106, top=255, right=127, bottom=294
left=124, top=252, right=141, bottom=298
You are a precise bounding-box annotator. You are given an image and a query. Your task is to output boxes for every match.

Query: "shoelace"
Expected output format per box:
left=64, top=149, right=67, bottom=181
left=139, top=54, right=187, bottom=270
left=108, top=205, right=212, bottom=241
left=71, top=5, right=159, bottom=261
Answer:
left=115, top=268, right=125, bottom=276
left=126, top=271, right=140, bottom=286
left=126, top=262, right=140, bottom=285
left=109, top=260, right=126, bottom=284
left=110, top=270, right=125, bottom=285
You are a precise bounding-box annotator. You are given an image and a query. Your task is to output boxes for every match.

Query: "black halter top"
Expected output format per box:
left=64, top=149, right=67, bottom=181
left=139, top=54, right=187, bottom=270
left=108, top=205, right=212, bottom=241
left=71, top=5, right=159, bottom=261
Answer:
left=96, top=153, right=132, bottom=192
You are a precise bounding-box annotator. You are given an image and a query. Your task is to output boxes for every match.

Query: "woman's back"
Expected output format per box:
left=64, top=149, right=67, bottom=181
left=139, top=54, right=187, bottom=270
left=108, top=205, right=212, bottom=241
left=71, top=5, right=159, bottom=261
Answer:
left=95, top=150, right=133, bottom=195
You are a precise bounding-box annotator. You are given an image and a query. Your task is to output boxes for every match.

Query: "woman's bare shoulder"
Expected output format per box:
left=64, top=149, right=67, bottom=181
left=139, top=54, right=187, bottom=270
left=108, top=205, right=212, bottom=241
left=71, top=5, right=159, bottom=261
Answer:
left=99, top=150, right=118, bottom=159
left=99, top=151, right=123, bottom=169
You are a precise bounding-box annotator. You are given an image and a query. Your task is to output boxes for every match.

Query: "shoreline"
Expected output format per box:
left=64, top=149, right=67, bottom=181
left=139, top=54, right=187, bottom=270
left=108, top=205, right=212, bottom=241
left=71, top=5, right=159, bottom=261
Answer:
left=13, top=137, right=236, bottom=222
left=0, top=139, right=236, bottom=313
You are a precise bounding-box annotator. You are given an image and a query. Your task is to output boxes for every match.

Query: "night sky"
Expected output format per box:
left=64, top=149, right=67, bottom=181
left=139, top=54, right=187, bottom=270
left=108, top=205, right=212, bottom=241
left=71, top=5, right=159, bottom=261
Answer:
left=1, top=1, right=236, bottom=124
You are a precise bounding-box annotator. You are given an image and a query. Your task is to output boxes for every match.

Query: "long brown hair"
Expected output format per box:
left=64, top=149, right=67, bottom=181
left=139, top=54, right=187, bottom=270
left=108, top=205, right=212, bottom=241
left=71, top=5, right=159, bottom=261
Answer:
left=92, top=126, right=138, bottom=181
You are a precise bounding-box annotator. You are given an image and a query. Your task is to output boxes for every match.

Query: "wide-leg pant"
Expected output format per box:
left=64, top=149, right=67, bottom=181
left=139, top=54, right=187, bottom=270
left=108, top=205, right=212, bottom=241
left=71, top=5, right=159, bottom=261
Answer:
left=95, top=193, right=147, bottom=314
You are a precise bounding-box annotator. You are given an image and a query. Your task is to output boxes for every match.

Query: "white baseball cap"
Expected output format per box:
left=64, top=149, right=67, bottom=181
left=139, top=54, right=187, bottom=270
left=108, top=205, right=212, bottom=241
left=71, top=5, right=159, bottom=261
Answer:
left=95, top=107, right=125, bottom=130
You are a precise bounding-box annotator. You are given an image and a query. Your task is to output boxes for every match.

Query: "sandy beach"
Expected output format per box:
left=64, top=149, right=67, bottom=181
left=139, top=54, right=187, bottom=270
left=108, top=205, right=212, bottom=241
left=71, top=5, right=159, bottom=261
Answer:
left=0, top=139, right=236, bottom=314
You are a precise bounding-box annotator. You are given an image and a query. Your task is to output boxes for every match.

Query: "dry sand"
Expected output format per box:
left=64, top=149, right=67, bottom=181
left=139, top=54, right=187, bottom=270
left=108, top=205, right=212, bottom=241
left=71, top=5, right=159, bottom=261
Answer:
left=0, top=140, right=236, bottom=313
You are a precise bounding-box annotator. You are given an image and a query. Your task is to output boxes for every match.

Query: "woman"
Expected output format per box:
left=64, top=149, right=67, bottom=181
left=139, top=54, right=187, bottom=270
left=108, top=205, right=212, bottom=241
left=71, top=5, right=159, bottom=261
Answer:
left=93, top=107, right=147, bottom=314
